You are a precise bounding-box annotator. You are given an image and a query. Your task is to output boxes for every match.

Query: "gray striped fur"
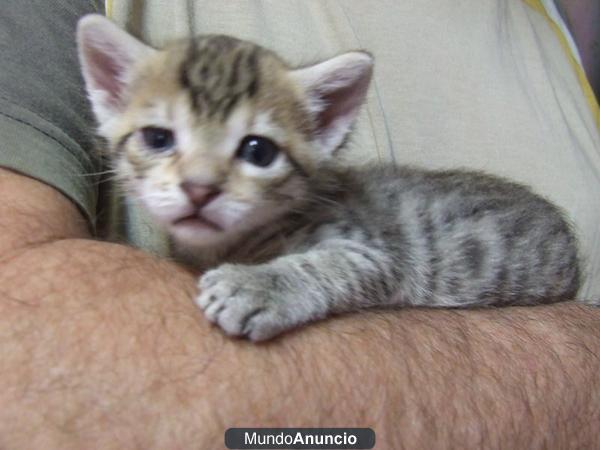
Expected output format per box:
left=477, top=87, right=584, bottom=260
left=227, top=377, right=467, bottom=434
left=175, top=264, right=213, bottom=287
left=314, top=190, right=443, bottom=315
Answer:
left=198, top=164, right=580, bottom=340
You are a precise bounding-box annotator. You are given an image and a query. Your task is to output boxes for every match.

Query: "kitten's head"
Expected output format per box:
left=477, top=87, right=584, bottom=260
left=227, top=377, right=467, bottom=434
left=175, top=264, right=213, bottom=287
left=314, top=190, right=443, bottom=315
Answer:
left=77, top=14, right=373, bottom=248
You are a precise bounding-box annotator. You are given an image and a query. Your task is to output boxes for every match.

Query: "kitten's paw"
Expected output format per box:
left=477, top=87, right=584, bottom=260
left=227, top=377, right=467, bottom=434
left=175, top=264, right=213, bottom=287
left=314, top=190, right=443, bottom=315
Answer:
left=196, top=265, right=307, bottom=341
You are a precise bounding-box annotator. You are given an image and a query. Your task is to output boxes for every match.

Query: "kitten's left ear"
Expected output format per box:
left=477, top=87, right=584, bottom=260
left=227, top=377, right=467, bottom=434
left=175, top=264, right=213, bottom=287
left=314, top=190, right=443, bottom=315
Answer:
left=291, top=51, right=373, bottom=157
left=77, top=14, right=156, bottom=129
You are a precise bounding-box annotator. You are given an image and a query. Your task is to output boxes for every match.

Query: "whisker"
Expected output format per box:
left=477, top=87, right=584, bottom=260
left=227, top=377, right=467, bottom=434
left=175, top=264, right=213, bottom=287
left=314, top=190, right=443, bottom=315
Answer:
left=74, top=169, right=118, bottom=177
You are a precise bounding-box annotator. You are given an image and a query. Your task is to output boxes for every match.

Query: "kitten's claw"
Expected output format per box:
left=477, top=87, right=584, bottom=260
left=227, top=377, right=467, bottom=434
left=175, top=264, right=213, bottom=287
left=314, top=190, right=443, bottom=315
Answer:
left=196, top=265, right=315, bottom=341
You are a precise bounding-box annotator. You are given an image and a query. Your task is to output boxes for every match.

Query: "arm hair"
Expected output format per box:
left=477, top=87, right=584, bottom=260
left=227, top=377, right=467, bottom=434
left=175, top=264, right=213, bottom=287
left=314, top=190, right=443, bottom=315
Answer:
left=0, top=168, right=598, bottom=449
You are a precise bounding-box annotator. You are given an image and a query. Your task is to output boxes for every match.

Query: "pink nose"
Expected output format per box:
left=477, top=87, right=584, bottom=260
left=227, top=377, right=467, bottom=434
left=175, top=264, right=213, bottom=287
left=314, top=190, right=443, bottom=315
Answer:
left=180, top=181, right=220, bottom=208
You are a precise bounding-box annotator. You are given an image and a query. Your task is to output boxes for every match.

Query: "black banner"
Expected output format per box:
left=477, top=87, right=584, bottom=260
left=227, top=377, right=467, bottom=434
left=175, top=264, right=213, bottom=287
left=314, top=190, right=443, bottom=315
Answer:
left=225, top=428, right=375, bottom=449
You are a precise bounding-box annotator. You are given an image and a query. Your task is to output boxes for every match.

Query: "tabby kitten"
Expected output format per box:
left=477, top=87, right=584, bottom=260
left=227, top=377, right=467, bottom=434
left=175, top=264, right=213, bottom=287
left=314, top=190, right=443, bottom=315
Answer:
left=77, top=15, right=580, bottom=341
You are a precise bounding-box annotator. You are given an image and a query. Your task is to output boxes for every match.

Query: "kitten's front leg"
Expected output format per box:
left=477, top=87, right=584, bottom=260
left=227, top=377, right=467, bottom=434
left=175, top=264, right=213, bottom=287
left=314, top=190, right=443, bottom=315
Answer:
left=196, top=239, right=399, bottom=341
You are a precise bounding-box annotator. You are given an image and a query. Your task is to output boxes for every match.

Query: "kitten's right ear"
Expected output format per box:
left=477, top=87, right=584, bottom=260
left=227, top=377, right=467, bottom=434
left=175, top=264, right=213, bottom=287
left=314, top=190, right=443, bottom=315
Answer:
left=77, top=14, right=155, bottom=126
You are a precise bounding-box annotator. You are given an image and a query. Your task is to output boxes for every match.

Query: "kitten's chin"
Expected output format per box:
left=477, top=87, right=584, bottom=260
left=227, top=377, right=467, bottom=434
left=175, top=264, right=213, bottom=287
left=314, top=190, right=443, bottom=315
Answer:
left=169, top=218, right=225, bottom=246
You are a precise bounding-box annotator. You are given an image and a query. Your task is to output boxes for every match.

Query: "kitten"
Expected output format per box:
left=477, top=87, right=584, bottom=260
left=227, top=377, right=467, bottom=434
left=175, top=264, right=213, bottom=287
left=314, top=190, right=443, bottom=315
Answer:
left=77, top=15, right=580, bottom=341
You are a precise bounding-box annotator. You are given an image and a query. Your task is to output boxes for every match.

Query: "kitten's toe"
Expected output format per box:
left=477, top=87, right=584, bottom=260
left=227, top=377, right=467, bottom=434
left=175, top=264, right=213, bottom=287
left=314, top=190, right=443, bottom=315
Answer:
left=242, top=311, right=287, bottom=341
left=202, top=296, right=227, bottom=323
left=196, top=267, right=237, bottom=309
left=215, top=298, right=271, bottom=338
left=202, top=292, right=287, bottom=340
left=221, top=297, right=296, bottom=341
left=198, top=269, right=223, bottom=291
left=196, top=286, right=226, bottom=311
left=195, top=291, right=215, bottom=310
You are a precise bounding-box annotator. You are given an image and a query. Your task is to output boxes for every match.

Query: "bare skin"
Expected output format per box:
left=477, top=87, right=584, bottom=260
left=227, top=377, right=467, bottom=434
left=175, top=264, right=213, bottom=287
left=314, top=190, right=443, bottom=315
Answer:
left=0, top=167, right=598, bottom=450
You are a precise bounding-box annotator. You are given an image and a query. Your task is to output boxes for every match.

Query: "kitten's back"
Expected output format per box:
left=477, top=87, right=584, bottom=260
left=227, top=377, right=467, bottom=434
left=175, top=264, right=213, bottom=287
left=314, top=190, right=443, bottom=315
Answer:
left=309, top=164, right=580, bottom=306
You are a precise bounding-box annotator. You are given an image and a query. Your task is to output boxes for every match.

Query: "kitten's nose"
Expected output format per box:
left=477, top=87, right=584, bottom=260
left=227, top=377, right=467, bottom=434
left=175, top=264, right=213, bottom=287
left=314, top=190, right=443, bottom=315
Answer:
left=180, top=181, right=220, bottom=208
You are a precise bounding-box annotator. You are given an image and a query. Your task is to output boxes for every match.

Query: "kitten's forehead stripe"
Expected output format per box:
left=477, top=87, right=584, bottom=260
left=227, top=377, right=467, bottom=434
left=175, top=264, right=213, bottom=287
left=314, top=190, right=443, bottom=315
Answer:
left=178, top=35, right=266, bottom=120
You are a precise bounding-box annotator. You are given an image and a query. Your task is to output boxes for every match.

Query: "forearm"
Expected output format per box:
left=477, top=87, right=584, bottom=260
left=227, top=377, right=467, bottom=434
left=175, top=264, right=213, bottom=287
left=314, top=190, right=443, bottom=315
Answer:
left=1, top=170, right=598, bottom=449
left=1, top=236, right=598, bottom=449
left=0, top=239, right=202, bottom=449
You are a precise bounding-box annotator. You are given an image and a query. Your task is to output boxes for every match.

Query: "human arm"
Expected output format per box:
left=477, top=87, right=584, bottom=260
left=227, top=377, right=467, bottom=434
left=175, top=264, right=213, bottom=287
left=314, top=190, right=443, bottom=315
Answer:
left=1, top=168, right=598, bottom=449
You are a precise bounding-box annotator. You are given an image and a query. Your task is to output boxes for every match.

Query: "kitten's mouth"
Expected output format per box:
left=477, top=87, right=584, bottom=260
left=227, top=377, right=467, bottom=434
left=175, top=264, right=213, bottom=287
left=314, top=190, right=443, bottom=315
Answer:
left=172, top=213, right=222, bottom=232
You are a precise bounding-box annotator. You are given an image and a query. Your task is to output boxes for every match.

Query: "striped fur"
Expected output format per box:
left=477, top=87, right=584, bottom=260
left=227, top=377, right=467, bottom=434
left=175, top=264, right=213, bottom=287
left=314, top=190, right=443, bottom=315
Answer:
left=77, top=16, right=581, bottom=341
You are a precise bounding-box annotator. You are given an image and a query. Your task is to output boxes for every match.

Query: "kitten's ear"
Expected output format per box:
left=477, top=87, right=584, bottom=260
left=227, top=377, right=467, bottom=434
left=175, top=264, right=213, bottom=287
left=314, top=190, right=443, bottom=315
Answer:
left=77, top=14, right=155, bottom=126
left=291, top=51, right=373, bottom=156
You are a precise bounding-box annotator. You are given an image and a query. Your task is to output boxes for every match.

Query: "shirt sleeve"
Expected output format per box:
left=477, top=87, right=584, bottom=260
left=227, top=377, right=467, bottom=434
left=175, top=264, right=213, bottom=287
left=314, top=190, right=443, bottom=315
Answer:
left=0, top=0, right=105, bottom=228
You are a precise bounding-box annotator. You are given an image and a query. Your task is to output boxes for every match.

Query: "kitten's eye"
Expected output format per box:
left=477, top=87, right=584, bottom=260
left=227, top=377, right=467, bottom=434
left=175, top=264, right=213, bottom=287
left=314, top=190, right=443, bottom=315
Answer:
left=141, top=127, right=175, bottom=152
left=236, top=135, right=279, bottom=167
